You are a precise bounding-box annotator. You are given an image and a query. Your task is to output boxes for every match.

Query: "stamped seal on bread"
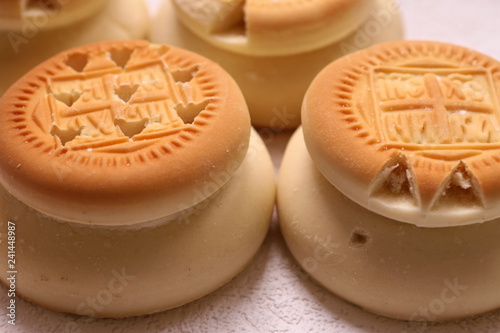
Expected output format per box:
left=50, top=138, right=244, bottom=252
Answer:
left=303, top=40, right=500, bottom=226
left=0, top=40, right=250, bottom=225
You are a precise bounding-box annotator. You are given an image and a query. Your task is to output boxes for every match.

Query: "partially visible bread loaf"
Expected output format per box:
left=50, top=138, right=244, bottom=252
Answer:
left=0, top=0, right=150, bottom=96
left=152, top=0, right=404, bottom=128
left=0, top=0, right=105, bottom=30
left=172, top=0, right=374, bottom=56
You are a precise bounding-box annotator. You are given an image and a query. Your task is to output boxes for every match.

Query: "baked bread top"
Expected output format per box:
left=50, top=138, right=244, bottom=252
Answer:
left=172, top=0, right=373, bottom=56
left=0, top=0, right=105, bottom=30
left=303, top=40, right=500, bottom=227
left=0, top=40, right=250, bottom=225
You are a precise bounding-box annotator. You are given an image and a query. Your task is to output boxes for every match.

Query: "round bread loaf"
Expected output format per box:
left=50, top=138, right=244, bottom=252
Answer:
left=0, top=41, right=276, bottom=317
left=172, top=0, right=374, bottom=56
left=0, top=40, right=250, bottom=225
left=0, top=0, right=149, bottom=96
left=0, top=0, right=105, bottom=31
left=152, top=0, right=404, bottom=128
left=303, top=40, right=500, bottom=227
left=278, top=128, right=500, bottom=322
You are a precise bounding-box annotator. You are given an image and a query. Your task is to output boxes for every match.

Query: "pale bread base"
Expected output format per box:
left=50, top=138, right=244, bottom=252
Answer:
left=150, top=0, right=403, bottom=129
left=0, top=0, right=149, bottom=96
left=278, top=127, right=500, bottom=322
left=0, top=128, right=275, bottom=318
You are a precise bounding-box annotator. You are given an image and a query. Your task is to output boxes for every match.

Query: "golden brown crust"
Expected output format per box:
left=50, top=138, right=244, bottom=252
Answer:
left=303, top=40, right=500, bottom=226
left=0, top=1, right=19, bottom=20
left=0, top=40, right=251, bottom=225
left=172, top=0, right=374, bottom=56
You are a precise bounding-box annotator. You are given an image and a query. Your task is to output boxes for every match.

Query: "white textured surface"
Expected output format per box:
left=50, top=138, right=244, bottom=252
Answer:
left=2, top=0, right=500, bottom=332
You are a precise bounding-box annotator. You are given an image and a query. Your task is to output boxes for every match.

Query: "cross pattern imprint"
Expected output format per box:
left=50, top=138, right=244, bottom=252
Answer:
left=31, top=47, right=211, bottom=153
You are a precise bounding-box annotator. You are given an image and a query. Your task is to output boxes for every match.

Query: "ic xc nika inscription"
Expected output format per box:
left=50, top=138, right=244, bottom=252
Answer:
left=371, top=67, right=500, bottom=148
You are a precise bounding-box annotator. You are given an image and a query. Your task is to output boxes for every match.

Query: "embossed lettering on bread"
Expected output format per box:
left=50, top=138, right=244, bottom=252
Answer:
left=302, top=40, right=500, bottom=227
left=0, top=40, right=250, bottom=226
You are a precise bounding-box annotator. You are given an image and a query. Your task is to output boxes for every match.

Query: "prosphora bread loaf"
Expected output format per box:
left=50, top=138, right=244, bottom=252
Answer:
left=279, top=41, right=500, bottom=322
left=0, top=41, right=275, bottom=317
left=152, top=0, right=404, bottom=128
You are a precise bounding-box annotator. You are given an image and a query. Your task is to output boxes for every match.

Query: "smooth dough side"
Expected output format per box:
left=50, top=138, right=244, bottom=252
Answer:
left=278, top=128, right=500, bottom=322
left=0, top=129, right=276, bottom=318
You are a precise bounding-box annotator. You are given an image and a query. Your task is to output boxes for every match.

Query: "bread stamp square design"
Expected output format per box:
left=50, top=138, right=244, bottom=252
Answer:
left=371, top=67, right=500, bottom=150
left=32, top=48, right=211, bottom=153
left=44, top=60, right=201, bottom=149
